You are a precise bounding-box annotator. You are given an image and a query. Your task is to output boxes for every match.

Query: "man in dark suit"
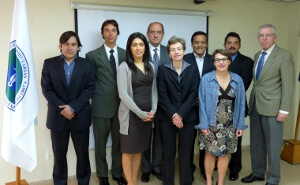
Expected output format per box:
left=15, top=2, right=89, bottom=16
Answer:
left=141, top=21, right=171, bottom=183
left=242, top=24, right=295, bottom=185
left=41, top=31, right=96, bottom=185
left=183, top=31, right=215, bottom=180
left=223, top=32, right=254, bottom=181
left=85, top=20, right=127, bottom=185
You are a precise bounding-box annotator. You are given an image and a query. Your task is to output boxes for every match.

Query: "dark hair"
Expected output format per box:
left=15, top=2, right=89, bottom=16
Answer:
left=125, top=32, right=152, bottom=75
left=224, top=32, right=241, bottom=44
left=167, top=36, right=186, bottom=53
left=191, top=31, right=208, bottom=43
left=147, top=22, right=165, bottom=33
left=101, top=19, right=120, bottom=39
left=59, top=31, right=82, bottom=52
left=211, top=49, right=232, bottom=62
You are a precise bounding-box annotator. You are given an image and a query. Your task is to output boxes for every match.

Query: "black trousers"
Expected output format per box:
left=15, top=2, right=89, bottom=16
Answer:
left=51, top=121, right=91, bottom=185
left=160, top=120, right=195, bottom=185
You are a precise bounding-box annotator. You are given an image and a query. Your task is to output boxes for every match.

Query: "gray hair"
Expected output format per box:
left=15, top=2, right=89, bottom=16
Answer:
left=257, top=24, right=277, bottom=36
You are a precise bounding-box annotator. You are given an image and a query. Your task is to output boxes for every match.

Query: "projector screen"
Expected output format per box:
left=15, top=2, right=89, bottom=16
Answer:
left=75, top=8, right=208, bottom=147
left=75, top=8, right=208, bottom=57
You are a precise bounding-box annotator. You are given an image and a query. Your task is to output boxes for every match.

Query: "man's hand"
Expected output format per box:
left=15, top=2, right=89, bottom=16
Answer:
left=277, top=112, right=288, bottom=122
left=59, top=105, right=75, bottom=120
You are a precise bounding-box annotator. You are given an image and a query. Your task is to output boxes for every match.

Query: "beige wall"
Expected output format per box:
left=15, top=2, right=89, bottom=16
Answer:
left=0, top=0, right=299, bottom=183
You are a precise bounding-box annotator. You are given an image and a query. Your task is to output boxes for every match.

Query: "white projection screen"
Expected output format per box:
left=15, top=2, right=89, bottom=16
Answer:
left=76, top=8, right=209, bottom=57
left=75, top=7, right=209, bottom=148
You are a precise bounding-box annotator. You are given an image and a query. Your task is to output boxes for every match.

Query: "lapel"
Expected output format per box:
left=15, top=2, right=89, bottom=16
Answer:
left=98, top=45, right=114, bottom=76
left=69, top=57, right=82, bottom=86
left=202, top=54, right=212, bottom=77
left=55, top=56, right=68, bottom=87
left=256, top=45, right=278, bottom=83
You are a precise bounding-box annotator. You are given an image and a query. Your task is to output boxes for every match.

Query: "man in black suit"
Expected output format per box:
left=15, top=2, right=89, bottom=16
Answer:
left=223, top=32, right=254, bottom=181
left=41, top=31, right=96, bottom=185
left=141, top=22, right=171, bottom=183
left=183, top=31, right=215, bottom=180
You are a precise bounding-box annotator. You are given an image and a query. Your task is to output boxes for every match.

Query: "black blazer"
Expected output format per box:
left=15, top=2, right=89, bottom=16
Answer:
left=229, top=52, right=254, bottom=91
left=183, top=53, right=215, bottom=78
left=156, top=62, right=200, bottom=123
left=41, top=56, right=96, bottom=131
left=229, top=52, right=254, bottom=116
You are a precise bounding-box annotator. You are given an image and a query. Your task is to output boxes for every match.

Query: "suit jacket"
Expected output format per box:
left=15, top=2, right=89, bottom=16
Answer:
left=156, top=61, right=200, bottom=123
left=249, top=44, right=295, bottom=116
left=150, top=44, right=171, bottom=66
left=229, top=52, right=254, bottom=91
left=41, top=56, right=96, bottom=131
left=86, top=45, right=126, bottom=118
left=183, top=52, right=215, bottom=78
left=230, top=52, right=254, bottom=116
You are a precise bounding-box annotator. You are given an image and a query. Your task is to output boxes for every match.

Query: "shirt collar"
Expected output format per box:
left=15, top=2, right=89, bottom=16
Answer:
left=164, top=60, right=191, bottom=72
left=149, top=43, right=160, bottom=51
left=261, top=43, right=275, bottom=55
left=193, top=50, right=206, bottom=60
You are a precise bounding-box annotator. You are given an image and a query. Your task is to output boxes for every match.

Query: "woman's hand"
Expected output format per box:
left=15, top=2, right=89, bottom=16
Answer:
left=201, top=129, right=210, bottom=136
left=142, top=112, right=154, bottom=122
left=172, top=113, right=183, bottom=128
left=236, top=129, right=243, bottom=137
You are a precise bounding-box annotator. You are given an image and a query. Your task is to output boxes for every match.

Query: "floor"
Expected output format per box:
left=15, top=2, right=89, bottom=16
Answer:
left=30, top=147, right=300, bottom=185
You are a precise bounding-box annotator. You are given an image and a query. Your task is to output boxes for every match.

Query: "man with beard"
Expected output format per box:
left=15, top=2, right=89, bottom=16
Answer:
left=223, top=31, right=254, bottom=181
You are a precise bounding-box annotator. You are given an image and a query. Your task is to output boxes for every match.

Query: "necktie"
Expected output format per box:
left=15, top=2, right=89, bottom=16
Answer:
left=110, top=50, right=116, bottom=76
left=256, top=51, right=267, bottom=80
left=153, top=48, right=159, bottom=73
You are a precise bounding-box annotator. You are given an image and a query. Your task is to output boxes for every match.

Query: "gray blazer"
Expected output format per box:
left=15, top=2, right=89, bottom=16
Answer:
left=249, top=44, right=295, bottom=116
left=86, top=45, right=126, bottom=118
left=117, top=62, right=158, bottom=135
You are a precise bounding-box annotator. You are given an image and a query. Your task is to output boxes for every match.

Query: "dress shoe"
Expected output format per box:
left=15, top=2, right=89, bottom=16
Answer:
left=265, top=183, right=276, bottom=185
left=141, top=172, right=150, bottom=183
left=152, top=170, right=162, bottom=180
left=112, top=176, right=127, bottom=185
left=229, top=173, right=239, bottom=181
left=241, top=173, right=264, bottom=183
left=100, top=177, right=109, bottom=185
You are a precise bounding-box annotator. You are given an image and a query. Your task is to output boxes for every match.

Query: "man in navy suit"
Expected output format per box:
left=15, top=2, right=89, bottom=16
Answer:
left=141, top=22, right=171, bottom=183
left=41, top=31, right=96, bottom=185
left=223, top=32, right=254, bottom=181
left=183, top=31, right=215, bottom=180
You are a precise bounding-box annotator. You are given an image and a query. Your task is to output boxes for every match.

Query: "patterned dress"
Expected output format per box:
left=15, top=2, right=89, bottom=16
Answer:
left=199, top=84, right=238, bottom=156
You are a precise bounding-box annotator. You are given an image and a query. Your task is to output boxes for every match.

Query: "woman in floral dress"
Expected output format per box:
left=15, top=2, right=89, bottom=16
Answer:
left=196, top=49, right=248, bottom=185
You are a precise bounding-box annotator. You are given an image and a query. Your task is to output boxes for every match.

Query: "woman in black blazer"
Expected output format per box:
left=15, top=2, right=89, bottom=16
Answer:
left=156, top=36, right=199, bottom=185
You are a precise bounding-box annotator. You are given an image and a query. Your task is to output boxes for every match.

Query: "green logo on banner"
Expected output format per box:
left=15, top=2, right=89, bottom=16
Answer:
left=5, top=40, right=29, bottom=111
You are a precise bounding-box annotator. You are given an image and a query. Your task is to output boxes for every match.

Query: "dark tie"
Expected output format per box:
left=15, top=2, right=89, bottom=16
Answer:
left=256, top=51, right=267, bottom=80
left=110, top=50, right=116, bottom=76
left=153, top=48, right=159, bottom=73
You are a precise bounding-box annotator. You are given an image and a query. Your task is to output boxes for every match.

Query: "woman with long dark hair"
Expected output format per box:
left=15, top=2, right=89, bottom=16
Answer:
left=117, top=32, right=158, bottom=185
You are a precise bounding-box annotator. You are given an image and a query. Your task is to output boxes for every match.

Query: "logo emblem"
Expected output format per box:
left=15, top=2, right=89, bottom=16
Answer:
left=5, top=40, right=29, bottom=111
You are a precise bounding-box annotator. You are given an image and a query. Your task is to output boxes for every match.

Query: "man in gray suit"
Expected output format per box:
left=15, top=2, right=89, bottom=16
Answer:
left=242, top=24, right=295, bottom=185
left=86, top=20, right=127, bottom=185
left=141, top=21, right=171, bottom=183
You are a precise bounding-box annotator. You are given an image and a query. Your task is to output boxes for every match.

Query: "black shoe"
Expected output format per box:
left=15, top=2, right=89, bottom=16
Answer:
left=241, top=173, right=264, bottom=183
left=112, top=176, right=127, bottom=185
left=192, top=163, right=196, bottom=173
left=141, top=172, right=150, bottom=183
left=265, top=183, right=276, bottom=185
left=151, top=170, right=162, bottom=180
left=100, top=177, right=110, bottom=185
left=216, top=180, right=218, bottom=185
left=229, top=173, right=239, bottom=181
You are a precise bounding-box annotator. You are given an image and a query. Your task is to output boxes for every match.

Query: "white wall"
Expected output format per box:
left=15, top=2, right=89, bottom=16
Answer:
left=0, top=0, right=299, bottom=183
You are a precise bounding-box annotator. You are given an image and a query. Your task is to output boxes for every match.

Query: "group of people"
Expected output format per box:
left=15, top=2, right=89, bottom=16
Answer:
left=41, top=20, right=295, bottom=185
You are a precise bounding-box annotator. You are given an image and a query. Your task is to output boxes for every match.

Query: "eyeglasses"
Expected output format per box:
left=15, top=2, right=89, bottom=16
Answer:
left=258, top=34, right=274, bottom=39
left=214, top=58, right=229, bottom=63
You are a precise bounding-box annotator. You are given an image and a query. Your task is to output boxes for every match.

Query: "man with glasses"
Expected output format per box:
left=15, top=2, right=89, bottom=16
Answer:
left=242, top=24, right=295, bottom=185
left=223, top=32, right=254, bottom=181
left=141, top=21, right=171, bottom=183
